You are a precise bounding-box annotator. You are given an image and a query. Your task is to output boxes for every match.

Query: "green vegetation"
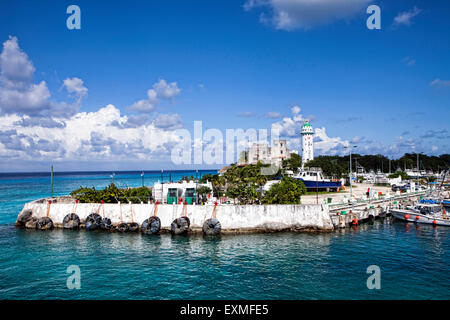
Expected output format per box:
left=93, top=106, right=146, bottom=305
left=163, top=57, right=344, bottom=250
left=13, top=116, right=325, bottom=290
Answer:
left=304, top=156, right=345, bottom=178
left=388, top=171, right=410, bottom=180
left=70, top=183, right=152, bottom=203
left=262, top=176, right=306, bottom=204
left=299, top=153, right=449, bottom=178
left=201, top=162, right=285, bottom=204
left=282, top=153, right=302, bottom=173
left=196, top=185, right=212, bottom=203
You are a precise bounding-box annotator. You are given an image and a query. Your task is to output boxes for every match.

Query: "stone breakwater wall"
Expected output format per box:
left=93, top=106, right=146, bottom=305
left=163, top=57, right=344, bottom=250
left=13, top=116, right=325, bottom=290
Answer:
left=17, top=198, right=334, bottom=233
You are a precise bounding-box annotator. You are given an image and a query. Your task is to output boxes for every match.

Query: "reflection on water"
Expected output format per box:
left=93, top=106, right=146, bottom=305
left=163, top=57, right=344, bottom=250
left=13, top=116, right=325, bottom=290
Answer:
left=1, top=219, right=449, bottom=300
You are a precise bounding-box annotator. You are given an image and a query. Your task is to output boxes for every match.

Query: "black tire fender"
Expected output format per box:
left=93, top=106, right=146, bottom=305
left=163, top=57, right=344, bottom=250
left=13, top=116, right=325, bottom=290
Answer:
left=36, top=217, right=54, bottom=230
left=63, top=213, right=80, bottom=230
left=171, top=217, right=189, bottom=235
left=141, top=216, right=161, bottom=235
left=85, top=213, right=102, bottom=230
left=116, top=222, right=129, bottom=233
left=202, top=218, right=221, bottom=236
left=128, top=222, right=139, bottom=232
left=100, top=217, right=112, bottom=230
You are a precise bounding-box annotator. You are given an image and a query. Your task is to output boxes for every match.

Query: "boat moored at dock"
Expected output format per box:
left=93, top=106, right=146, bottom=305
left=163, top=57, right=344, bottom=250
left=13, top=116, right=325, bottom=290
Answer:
left=390, top=203, right=450, bottom=227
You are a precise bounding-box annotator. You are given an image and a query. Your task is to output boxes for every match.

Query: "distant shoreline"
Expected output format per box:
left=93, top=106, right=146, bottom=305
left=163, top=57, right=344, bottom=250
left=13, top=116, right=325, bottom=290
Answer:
left=0, top=169, right=220, bottom=176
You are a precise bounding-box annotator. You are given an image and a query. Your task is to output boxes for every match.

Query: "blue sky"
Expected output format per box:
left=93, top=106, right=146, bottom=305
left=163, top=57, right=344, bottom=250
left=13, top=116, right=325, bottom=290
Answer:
left=0, top=0, right=449, bottom=171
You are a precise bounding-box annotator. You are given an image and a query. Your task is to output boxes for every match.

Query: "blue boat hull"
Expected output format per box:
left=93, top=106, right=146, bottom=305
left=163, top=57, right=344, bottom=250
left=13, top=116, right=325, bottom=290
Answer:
left=420, top=199, right=450, bottom=207
left=296, top=178, right=342, bottom=190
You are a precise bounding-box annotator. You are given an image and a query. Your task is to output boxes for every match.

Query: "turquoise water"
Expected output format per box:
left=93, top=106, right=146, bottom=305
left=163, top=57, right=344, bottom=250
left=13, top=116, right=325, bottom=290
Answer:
left=0, top=171, right=449, bottom=299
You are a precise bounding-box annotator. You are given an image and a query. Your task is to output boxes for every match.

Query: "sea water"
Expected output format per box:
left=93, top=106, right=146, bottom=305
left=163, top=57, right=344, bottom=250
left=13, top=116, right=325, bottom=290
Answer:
left=0, top=171, right=449, bottom=299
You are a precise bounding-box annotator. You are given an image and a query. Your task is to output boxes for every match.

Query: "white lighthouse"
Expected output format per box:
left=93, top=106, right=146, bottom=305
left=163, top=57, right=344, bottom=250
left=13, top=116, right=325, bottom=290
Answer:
left=301, top=120, right=314, bottom=166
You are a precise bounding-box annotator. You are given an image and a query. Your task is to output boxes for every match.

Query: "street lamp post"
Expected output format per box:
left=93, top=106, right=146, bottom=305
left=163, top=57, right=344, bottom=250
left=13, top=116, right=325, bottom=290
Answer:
left=345, top=145, right=357, bottom=201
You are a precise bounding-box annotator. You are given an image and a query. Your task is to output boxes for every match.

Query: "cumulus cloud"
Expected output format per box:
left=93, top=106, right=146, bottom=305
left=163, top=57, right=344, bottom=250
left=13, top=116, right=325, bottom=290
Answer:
left=271, top=105, right=313, bottom=137
left=129, top=98, right=157, bottom=113
left=128, top=79, right=181, bottom=114
left=0, top=36, right=86, bottom=118
left=393, top=6, right=422, bottom=27
left=314, top=127, right=350, bottom=154
left=152, top=79, right=181, bottom=99
left=63, top=77, right=88, bottom=99
left=154, top=113, right=183, bottom=130
left=0, top=104, right=184, bottom=162
left=244, top=0, right=370, bottom=31
left=0, top=36, right=35, bottom=89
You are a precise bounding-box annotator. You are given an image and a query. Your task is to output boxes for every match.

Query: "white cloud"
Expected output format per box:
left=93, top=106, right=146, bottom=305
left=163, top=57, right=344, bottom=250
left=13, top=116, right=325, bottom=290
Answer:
left=152, top=79, right=181, bottom=99
left=244, top=0, right=370, bottom=31
left=393, top=6, right=422, bottom=27
left=271, top=105, right=313, bottom=137
left=0, top=36, right=85, bottom=118
left=0, top=81, right=50, bottom=115
left=63, top=77, right=88, bottom=98
left=430, top=78, right=450, bottom=89
left=314, top=127, right=349, bottom=154
left=0, top=36, right=35, bottom=89
left=291, top=105, right=300, bottom=114
left=154, top=113, right=183, bottom=130
left=0, top=36, right=52, bottom=115
left=0, top=104, right=183, bottom=162
left=128, top=79, right=181, bottom=114
left=129, top=99, right=157, bottom=113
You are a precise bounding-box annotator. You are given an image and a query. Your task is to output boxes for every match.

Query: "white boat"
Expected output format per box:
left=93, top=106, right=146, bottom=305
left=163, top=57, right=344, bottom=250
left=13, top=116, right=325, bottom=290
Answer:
left=292, top=167, right=341, bottom=190
left=390, top=203, right=450, bottom=227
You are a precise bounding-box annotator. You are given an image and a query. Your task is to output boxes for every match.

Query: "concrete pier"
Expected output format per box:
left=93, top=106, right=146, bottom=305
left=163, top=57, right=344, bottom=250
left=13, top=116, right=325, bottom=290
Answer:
left=328, top=191, right=425, bottom=228
left=17, top=197, right=334, bottom=233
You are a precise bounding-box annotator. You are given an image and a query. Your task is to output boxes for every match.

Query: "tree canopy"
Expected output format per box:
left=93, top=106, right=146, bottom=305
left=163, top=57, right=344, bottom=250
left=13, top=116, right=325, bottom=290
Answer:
left=262, top=176, right=306, bottom=204
left=282, top=152, right=302, bottom=173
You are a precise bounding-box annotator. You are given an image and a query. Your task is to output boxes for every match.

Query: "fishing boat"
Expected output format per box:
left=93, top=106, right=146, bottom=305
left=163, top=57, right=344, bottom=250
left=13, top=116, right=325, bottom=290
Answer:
left=391, top=203, right=450, bottom=227
left=292, top=167, right=341, bottom=191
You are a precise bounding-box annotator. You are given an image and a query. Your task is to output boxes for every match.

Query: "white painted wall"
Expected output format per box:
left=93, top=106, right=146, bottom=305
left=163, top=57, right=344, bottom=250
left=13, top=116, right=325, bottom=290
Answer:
left=20, top=200, right=334, bottom=231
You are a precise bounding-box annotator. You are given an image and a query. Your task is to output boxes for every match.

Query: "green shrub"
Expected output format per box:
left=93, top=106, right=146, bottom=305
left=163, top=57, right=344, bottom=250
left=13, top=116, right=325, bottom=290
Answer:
left=70, top=183, right=152, bottom=203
